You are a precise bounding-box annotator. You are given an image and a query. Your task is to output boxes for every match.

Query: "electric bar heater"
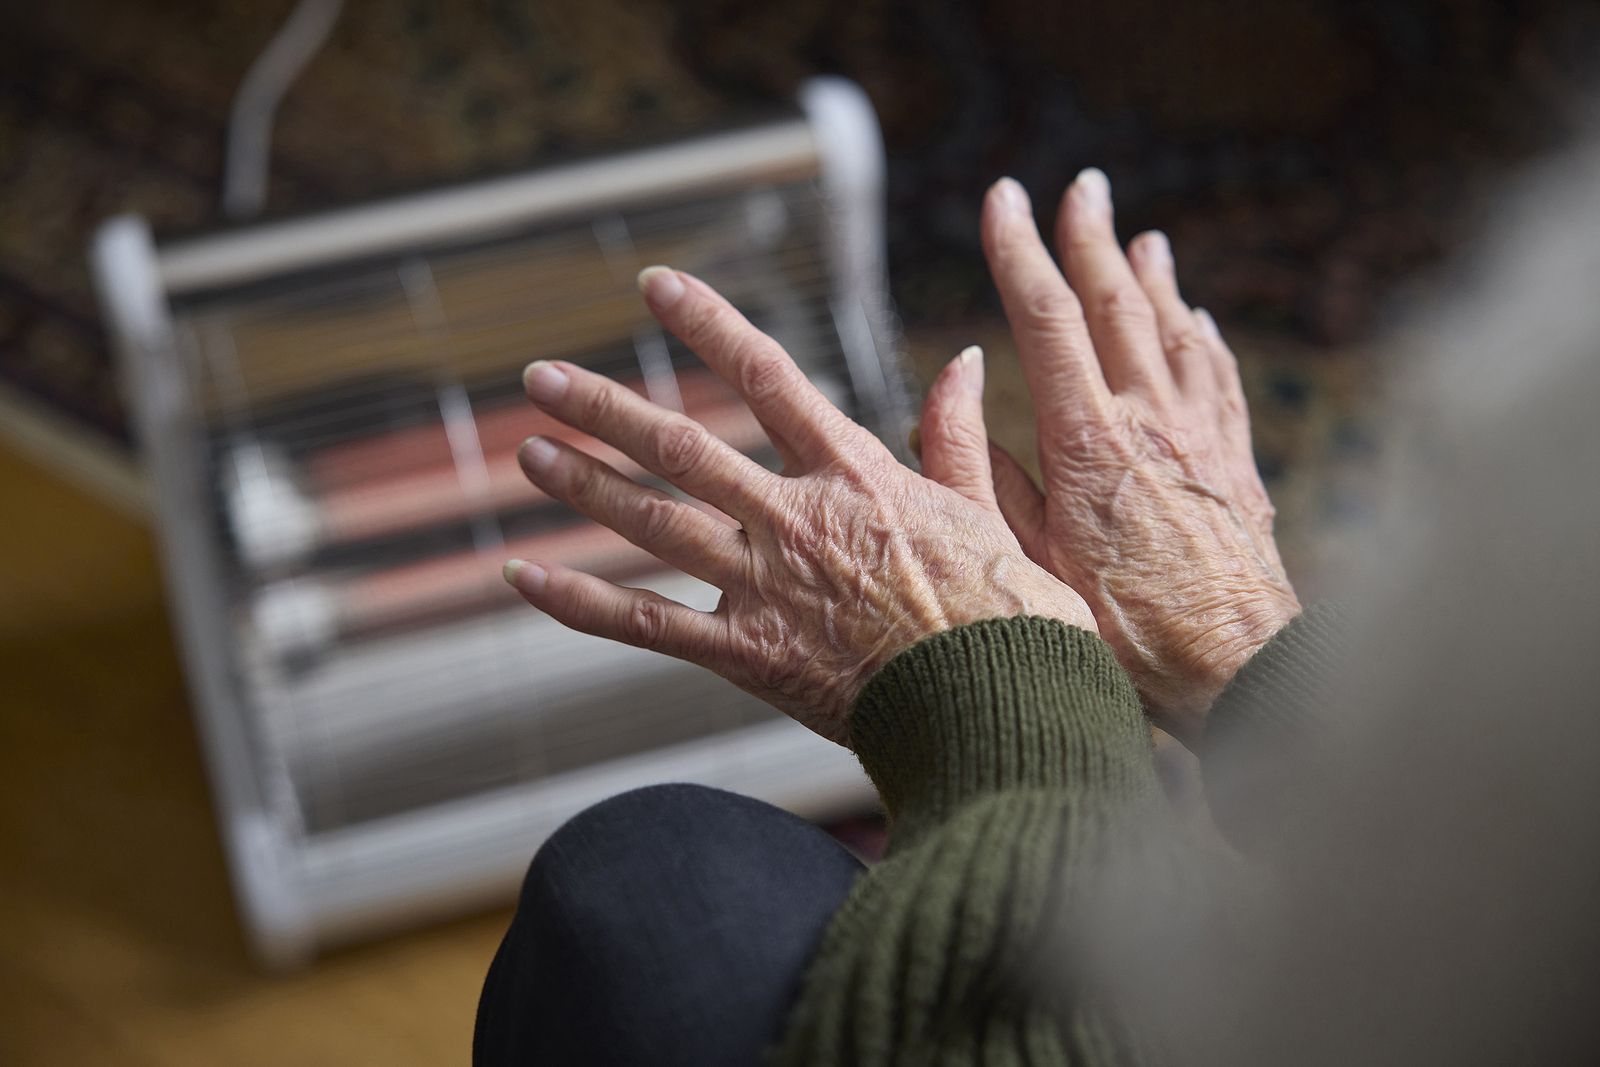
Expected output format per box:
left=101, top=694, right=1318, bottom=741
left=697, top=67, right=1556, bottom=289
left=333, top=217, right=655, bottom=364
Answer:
left=90, top=78, right=910, bottom=966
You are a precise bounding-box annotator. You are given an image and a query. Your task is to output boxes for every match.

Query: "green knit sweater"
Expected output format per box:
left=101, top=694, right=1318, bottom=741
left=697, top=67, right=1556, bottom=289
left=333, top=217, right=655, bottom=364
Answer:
left=770, top=609, right=1341, bottom=1066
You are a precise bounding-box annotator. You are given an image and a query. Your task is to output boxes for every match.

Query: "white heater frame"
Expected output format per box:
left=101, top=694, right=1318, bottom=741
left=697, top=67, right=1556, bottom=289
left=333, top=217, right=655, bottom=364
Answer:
left=90, top=77, right=896, bottom=967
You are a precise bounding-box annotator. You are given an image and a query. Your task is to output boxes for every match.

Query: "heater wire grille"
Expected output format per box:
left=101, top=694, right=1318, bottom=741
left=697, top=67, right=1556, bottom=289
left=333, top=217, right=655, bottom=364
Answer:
left=163, top=178, right=905, bottom=835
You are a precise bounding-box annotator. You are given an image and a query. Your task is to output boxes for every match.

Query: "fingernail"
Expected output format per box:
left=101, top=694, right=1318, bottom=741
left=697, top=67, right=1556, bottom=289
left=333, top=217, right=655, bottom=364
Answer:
left=1195, top=308, right=1221, bottom=341
left=523, top=360, right=568, bottom=404
left=1139, top=230, right=1172, bottom=266
left=519, top=435, right=559, bottom=471
left=991, top=177, right=1032, bottom=216
left=1072, top=167, right=1111, bottom=214
left=957, top=344, right=984, bottom=394
left=636, top=265, right=685, bottom=310
left=503, top=558, right=547, bottom=591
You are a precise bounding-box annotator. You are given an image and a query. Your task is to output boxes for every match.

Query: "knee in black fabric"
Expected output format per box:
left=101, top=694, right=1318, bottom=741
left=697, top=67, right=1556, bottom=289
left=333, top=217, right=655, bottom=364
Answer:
left=484, top=783, right=866, bottom=1067
left=517, top=782, right=733, bottom=911
left=547, top=781, right=729, bottom=847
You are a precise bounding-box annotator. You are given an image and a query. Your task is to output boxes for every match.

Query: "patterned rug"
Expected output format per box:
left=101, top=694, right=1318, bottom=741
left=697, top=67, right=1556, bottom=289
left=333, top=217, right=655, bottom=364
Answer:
left=2, top=0, right=1595, bottom=566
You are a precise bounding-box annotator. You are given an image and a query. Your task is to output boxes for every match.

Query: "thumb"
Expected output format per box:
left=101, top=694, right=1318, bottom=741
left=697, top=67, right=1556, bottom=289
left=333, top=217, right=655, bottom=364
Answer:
left=917, top=346, right=999, bottom=512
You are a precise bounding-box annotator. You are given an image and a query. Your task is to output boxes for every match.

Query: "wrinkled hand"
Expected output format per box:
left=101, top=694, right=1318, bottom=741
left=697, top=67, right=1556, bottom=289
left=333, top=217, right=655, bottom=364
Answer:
left=951, top=171, right=1299, bottom=741
left=504, top=268, right=1096, bottom=746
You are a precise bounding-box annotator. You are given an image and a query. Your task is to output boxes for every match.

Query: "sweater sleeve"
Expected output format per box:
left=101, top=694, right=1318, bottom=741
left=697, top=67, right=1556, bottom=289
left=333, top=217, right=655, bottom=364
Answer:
left=1198, top=603, right=1345, bottom=854
left=770, top=617, right=1161, bottom=1067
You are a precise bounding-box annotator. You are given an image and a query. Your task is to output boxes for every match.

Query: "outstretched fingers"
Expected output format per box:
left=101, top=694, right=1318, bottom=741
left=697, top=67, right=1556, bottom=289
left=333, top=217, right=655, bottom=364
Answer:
left=1194, top=308, right=1257, bottom=464
left=1054, top=169, right=1174, bottom=404
left=504, top=559, right=728, bottom=664
left=981, top=178, right=1108, bottom=424
left=1126, top=230, right=1215, bottom=402
left=981, top=177, right=1116, bottom=498
left=517, top=435, right=747, bottom=586
left=522, top=359, right=776, bottom=522
left=637, top=267, right=867, bottom=469
left=917, top=346, right=998, bottom=511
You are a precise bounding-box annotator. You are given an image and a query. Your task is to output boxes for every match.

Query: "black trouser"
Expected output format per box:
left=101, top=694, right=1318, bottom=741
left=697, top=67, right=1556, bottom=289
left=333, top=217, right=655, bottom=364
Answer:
left=474, top=783, right=865, bottom=1066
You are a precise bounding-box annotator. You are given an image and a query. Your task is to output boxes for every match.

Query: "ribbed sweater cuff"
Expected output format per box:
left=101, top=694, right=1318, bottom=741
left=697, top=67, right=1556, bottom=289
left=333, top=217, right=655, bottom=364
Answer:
left=1203, top=602, right=1345, bottom=753
left=1200, top=603, right=1345, bottom=854
left=848, top=617, right=1156, bottom=840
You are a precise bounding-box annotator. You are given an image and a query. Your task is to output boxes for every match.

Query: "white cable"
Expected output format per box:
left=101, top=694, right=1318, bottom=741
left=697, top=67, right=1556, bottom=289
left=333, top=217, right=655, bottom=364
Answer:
left=222, top=0, right=345, bottom=220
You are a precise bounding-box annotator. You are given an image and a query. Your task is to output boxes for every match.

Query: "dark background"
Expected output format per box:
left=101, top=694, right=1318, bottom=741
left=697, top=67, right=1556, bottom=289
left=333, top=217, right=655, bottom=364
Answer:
left=3, top=0, right=1596, bottom=446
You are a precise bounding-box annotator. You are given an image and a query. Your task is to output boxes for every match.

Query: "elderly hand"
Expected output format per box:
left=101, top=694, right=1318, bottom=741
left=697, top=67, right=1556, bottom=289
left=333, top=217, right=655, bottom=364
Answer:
left=948, top=170, right=1300, bottom=742
left=504, top=268, right=1096, bottom=746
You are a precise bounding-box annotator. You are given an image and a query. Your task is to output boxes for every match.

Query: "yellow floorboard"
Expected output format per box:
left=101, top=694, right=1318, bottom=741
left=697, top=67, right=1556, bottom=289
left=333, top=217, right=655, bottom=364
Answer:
left=0, top=444, right=510, bottom=1066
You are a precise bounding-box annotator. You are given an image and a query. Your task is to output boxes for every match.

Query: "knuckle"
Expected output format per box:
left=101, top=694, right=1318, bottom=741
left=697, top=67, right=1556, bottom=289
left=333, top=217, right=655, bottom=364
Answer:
left=623, top=596, right=669, bottom=646
left=1065, top=229, right=1104, bottom=255
left=655, top=418, right=708, bottom=479
left=1016, top=282, right=1082, bottom=331
left=1093, top=283, right=1155, bottom=329
left=562, top=454, right=600, bottom=499
left=1041, top=410, right=1111, bottom=455
left=1162, top=324, right=1206, bottom=359
left=736, top=346, right=789, bottom=403
left=635, top=492, right=681, bottom=544
left=578, top=381, right=616, bottom=428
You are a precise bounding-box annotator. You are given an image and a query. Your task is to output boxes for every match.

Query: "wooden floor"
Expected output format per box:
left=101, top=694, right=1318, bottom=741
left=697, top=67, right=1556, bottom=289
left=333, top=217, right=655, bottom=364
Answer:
left=0, top=444, right=512, bottom=1066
